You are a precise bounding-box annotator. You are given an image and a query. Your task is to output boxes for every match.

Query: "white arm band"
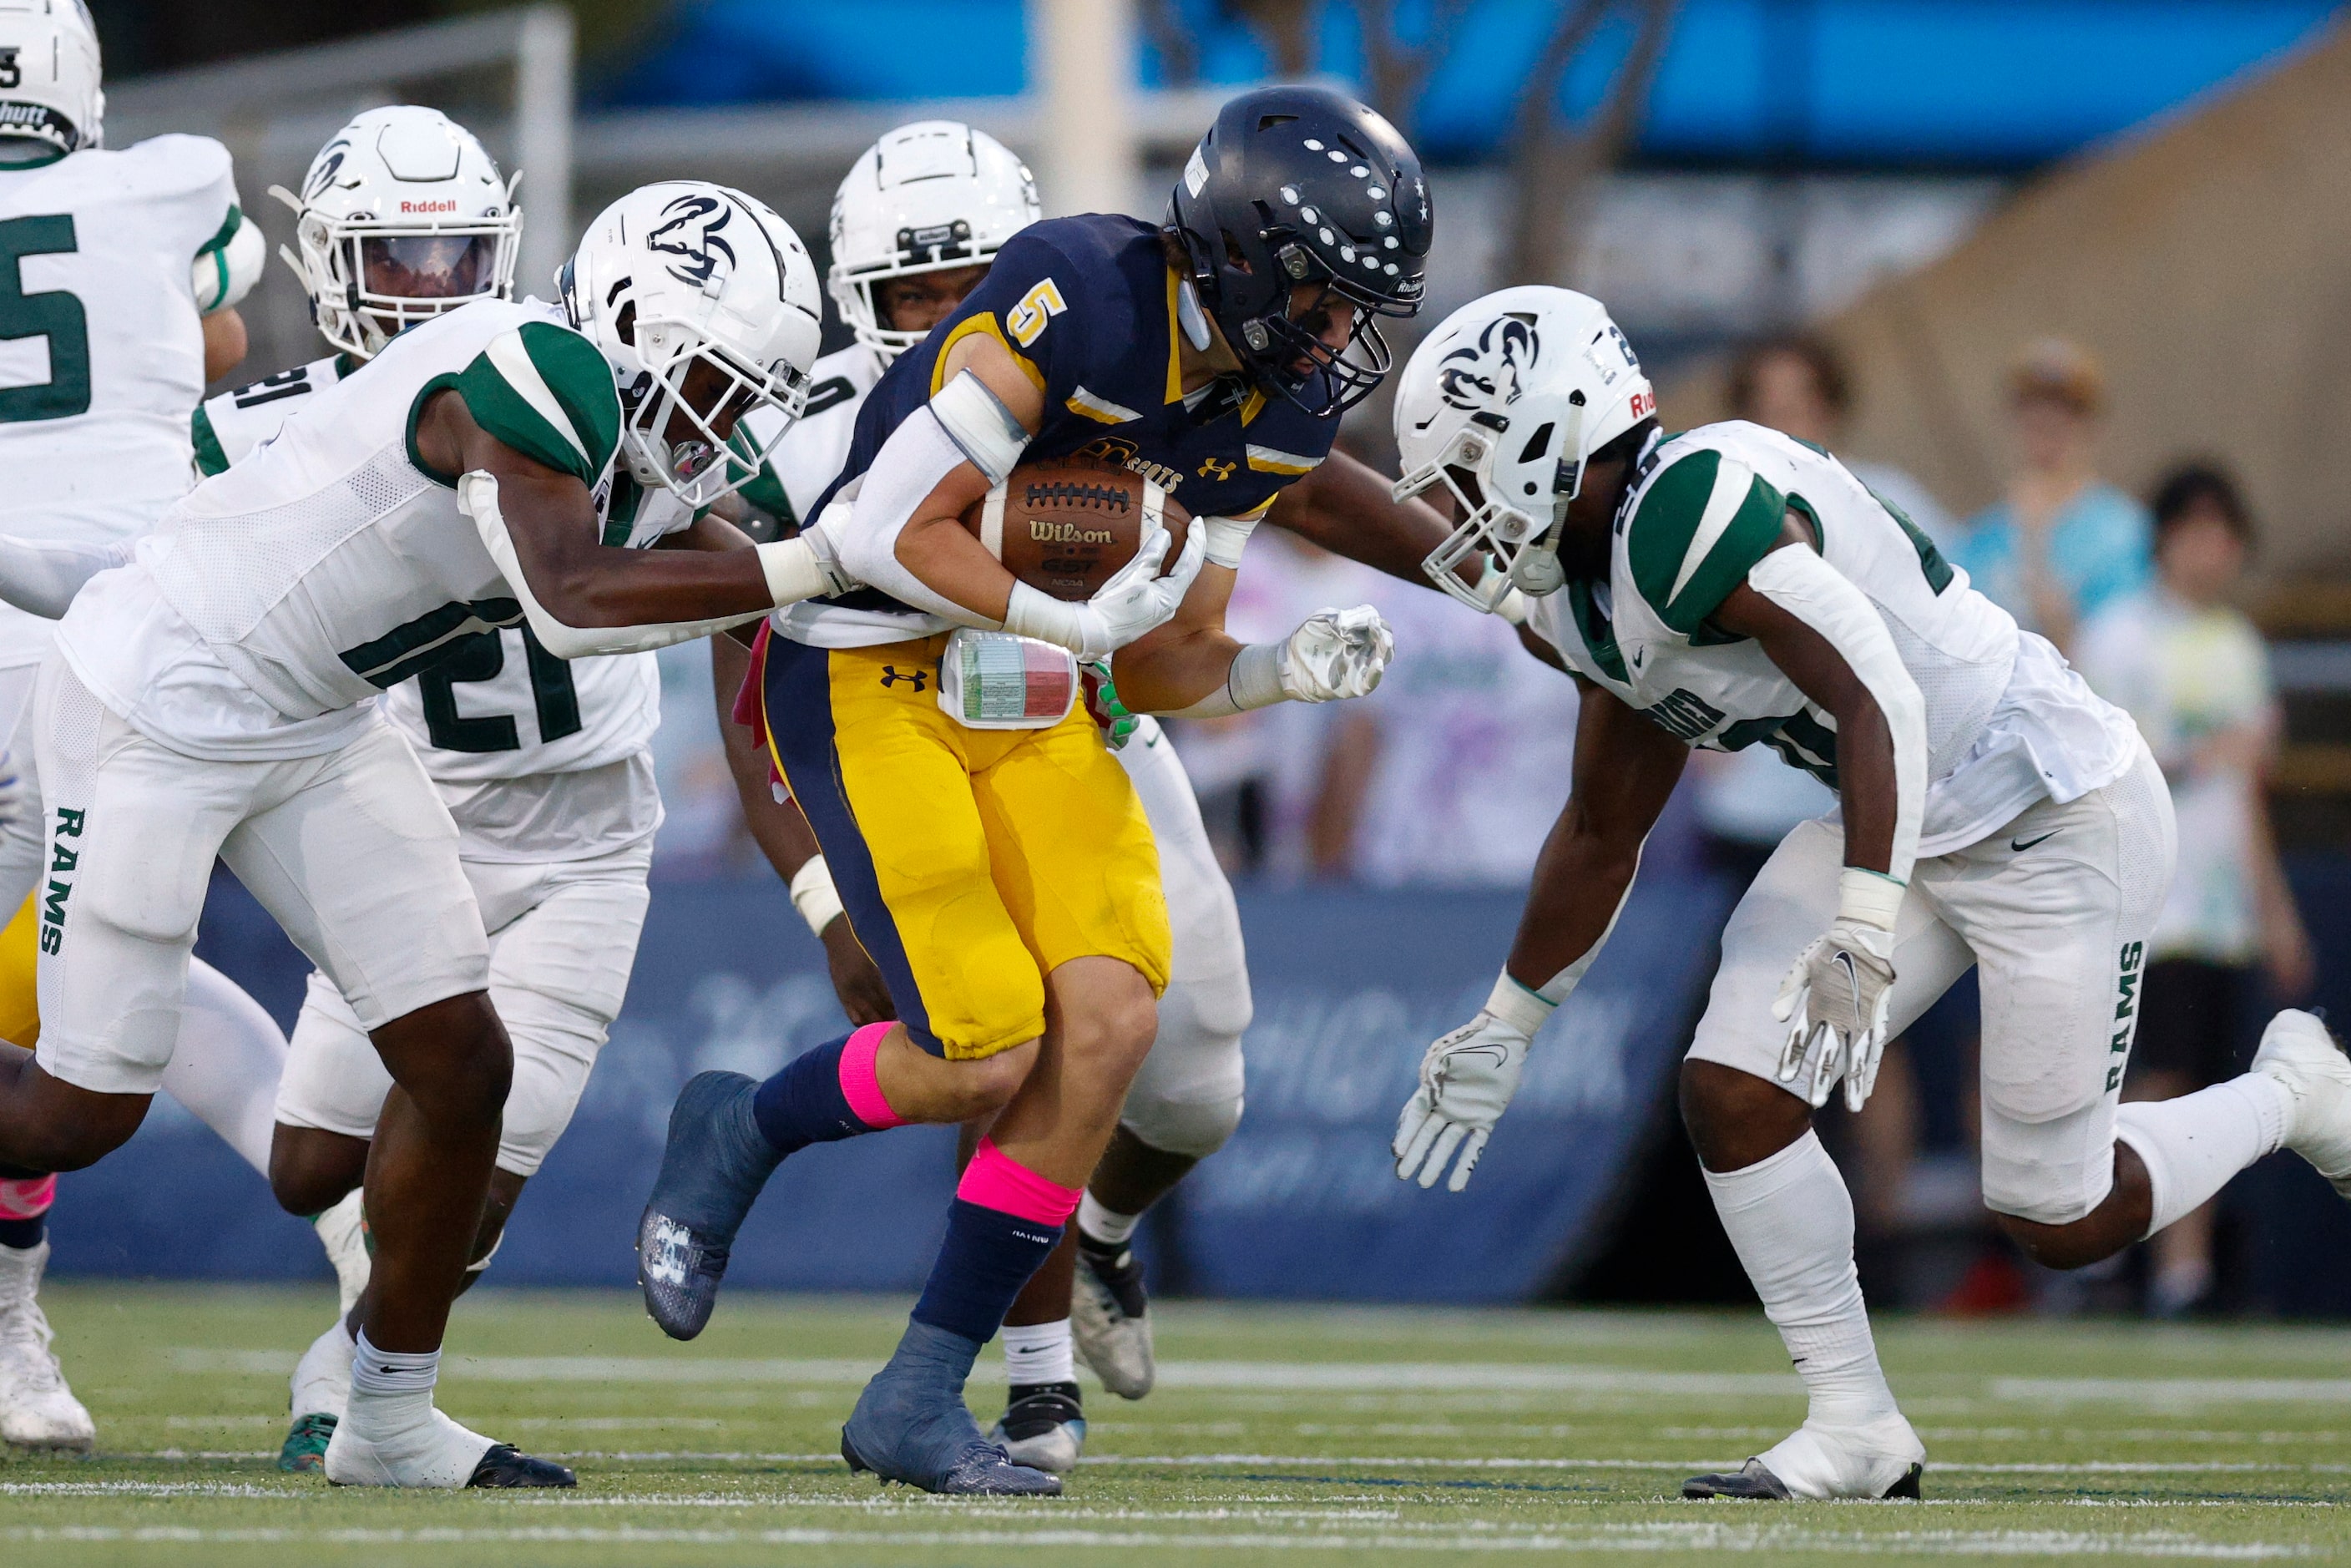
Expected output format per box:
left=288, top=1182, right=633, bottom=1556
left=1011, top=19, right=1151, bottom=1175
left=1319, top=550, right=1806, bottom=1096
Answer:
left=788, top=854, right=846, bottom=938
left=194, top=210, right=265, bottom=315
left=0, top=534, right=134, bottom=619
left=462, top=470, right=771, bottom=658
left=929, top=369, right=1031, bottom=486
left=1160, top=640, right=1287, bottom=719
left=1746, top=544, right=1926, bottom=886
left=1200, top=513, right=1263, bottom=569
left=832, top=407, right=1009, bottom=629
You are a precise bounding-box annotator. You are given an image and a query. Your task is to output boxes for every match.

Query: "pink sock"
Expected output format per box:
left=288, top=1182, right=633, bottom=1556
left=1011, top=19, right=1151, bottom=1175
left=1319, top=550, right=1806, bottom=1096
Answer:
left=0, top=1174, right=55, bottom=1222
left=957, top=1137, right=1082, bottom=1225
left=837, top=1022, right=907, bottom=1130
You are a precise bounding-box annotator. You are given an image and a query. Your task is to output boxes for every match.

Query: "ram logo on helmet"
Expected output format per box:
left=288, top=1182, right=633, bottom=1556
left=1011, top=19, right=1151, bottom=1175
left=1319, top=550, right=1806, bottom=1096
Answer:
left=647, top=193, right=737, bottom=288
left=1437, top=315, right=1540, bottom=412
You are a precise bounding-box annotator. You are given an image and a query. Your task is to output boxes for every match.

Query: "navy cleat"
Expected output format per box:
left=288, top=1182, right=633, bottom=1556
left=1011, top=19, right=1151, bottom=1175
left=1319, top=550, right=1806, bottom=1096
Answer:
left=839, top=1321, right=1062, bottom=1496
left=468, top=1444, right=577, bottom=1488
left=637, top=1071, right=786, bottom=1340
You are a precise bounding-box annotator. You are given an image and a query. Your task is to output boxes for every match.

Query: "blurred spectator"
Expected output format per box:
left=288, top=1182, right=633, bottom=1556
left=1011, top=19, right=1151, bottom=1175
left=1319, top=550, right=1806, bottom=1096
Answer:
left=2074, top=462, right=2314, bottom=1317
left=1328, top=584, right=1580, bottom=887
left=1952, top=338, right=2151, bottom=654
left=1727, top=332, right=1958, bottom=544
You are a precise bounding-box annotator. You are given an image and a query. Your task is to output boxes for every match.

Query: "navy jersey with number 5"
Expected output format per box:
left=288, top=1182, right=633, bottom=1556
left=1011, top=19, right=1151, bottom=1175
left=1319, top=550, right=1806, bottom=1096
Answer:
left=775, top=214, right=1341, bottom=647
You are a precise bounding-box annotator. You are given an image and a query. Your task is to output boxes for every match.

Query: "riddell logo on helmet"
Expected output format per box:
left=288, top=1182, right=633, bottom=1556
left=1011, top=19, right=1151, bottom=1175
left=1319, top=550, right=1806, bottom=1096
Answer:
left=399, top=200, right=459, bottom=215
left=1628, top=389, right=1656, bottom=420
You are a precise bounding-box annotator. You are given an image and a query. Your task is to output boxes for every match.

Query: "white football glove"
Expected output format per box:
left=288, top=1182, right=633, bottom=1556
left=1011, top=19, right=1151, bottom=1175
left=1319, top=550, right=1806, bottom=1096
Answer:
left=1772, top=918, right=1897, bottom=1110
left=1006, top=518, right=1208, bottom=660
left=1281, top=604, right=1393, bottom=702
left=1393, top=1012, right=1530, bottom=1191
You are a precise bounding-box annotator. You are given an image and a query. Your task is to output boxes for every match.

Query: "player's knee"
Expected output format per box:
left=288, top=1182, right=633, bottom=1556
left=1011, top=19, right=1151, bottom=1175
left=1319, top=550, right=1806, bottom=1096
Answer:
left=933, top=1039, right=1039, bottom=1120
left=374, top=992, right=512, bottom=1130
left=1061, top=988, right=1159, bottom=1083
left=1120, top=1090, right=1243, bottom=1160
left=267, top=1124, right=366, bottom=1216
left=1983, top=1158, right=2129, bottom=1271
left=1678, top=1058, right=1811, bottom=1173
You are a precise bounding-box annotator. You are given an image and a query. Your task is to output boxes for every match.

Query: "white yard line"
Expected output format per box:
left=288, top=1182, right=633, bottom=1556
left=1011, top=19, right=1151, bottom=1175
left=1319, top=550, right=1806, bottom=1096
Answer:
left=0, top=1523, right=2314, bottom=1556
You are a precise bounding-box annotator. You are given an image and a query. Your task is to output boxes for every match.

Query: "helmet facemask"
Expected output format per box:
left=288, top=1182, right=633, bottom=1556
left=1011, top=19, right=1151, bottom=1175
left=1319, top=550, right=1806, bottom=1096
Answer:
left=1398, top=396, right=1588, bottom=612
left=617, top=310, right=811, bottom=508
left=282, top=174, right=522, bottom=359
left=835, top=230, right=985, bottom=362
left=1239, top=254, right=1413, bottom=417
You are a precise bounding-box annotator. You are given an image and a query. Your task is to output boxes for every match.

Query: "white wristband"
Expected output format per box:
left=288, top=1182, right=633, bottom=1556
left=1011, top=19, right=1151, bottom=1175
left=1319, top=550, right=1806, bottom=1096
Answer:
left=1484, top=969, right=1557, bottom=1037
left=1001, top=580, right=1087, bottom=651
left=1838, top=866, right=1906, bottom=932
left=1201, top=513, right=1261, bottom=569
left=789, top=854, right=846, bottom=938
left=757, top=536, right=832, bottom=609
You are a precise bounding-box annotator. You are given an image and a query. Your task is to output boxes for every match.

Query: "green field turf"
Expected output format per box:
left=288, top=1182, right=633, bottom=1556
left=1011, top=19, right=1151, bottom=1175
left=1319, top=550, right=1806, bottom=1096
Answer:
left=5, top=1282, right=2349, bottom=1565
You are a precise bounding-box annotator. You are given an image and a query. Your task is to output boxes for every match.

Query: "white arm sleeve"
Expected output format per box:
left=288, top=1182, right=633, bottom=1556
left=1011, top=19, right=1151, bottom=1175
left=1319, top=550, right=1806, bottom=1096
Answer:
left=461, top=471, right=776, bottom=658
left=1745, top=543, right=1927, bottom=885
left=0, top=534, right=134, bottom=619
left=831, top=406, right=1008, bottom=630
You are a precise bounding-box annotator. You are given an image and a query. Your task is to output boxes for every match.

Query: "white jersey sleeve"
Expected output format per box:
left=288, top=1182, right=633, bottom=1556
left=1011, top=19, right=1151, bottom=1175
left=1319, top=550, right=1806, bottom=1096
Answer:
left=53, top=298, right=639, bottom=761
left=732, top=343, right=880, bottom=529
left=191, top=354, right=356, bottom=478
left=1545, top=422, right=2140, bottom=857
left=189, top=339, right=662, bottom=795
left=0, top=134, right=243, bottom=666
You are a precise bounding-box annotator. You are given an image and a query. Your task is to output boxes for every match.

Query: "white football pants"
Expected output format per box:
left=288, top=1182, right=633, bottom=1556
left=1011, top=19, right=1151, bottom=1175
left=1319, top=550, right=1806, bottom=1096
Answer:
left=1116, top=716, right=1249, bottom=1159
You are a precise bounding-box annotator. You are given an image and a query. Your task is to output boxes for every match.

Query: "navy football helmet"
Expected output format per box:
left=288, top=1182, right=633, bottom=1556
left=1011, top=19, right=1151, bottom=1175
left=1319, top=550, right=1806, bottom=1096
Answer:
left=1165, top=85, right=1433, bottom=417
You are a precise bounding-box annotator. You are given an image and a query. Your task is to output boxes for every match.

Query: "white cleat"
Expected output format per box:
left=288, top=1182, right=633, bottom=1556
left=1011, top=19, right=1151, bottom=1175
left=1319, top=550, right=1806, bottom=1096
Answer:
left=2253, top=1009, right=2351, bottom=1197
left=323, top=1399, right=574, bottom=1489
left=1685, top=1412, right=1925, bottom=1500
left=1071, top=1236, right=1155, bottom=1400
left=313, top=1189, right=372, bottom=1320
left=291, top=1318, right=355, bottom=1424
left=0, top=1239, right=95, bottom=1452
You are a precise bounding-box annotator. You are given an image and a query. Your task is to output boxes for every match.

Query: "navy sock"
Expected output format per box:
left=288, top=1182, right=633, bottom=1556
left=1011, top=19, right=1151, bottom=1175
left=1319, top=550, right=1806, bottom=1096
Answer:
left=0, top=1216, right=43, bottom=1250
left=751, top=1034, right=868, bottom=1155
left=910, top=1200, right=1064, bottom=1344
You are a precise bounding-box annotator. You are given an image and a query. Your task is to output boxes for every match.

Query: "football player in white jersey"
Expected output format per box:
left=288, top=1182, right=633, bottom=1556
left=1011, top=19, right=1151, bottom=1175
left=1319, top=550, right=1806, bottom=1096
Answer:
left=0, top=178, right=854, bottom=1488
left=183, top=106, right=665, bottom=1475
left=0, top=0, right=289, bottom=1456
left=715, top=119, right=1471, bottom=1473
left=1387, top=287, right=2351, bottom=1501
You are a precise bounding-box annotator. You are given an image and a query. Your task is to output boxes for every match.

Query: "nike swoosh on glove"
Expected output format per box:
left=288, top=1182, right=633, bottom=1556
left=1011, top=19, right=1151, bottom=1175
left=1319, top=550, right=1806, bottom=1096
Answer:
left=1282, top=604, right=1394, bottom=702
left=1393, top=1012, right=1530, bottom=1191
left=1772, top=918, right=1897, bottom=1111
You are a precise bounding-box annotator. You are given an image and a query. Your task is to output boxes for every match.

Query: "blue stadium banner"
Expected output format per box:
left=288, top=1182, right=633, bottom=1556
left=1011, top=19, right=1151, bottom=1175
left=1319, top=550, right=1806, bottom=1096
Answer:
left=50, top=876, right=1732, bottom=1302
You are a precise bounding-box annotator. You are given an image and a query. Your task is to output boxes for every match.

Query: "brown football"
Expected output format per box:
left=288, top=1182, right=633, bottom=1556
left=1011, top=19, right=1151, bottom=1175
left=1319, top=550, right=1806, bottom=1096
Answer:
left=961, top=460, right=1192, bottom=602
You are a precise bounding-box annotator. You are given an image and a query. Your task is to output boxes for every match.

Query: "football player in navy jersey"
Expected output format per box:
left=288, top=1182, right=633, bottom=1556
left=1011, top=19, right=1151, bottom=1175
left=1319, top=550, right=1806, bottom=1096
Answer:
left=642, top=86, right=1434, bottom=1495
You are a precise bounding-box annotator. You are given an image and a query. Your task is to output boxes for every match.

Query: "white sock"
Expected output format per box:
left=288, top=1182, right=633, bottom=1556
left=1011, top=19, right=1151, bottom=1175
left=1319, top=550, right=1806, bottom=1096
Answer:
left=157, top=960, right=289, bottom=1178
left=1703, top=1129, right=1896, bottom=1429
left=346, top=1328, right=439, bottom=1436
left=2116, top=1075, right=2288, bottom=1237
left=292, top=1316, right=356, bottom=1419
left=1077, top=1191, right=1139, bottom=1247
left=1001, top=1319, right=1075, bottom=1387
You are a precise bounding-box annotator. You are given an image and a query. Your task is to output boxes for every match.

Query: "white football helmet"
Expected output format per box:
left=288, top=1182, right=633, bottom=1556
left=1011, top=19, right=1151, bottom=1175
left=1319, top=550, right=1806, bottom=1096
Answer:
left=1393, top=286, right=1656, bottom=611
left=829, top=120, right=1039, bottom=361
left=563, top=180, right=822, bottom=506
left=270, top=106, right=521, bottom=361
left=0, top=0, right=102, bottom=155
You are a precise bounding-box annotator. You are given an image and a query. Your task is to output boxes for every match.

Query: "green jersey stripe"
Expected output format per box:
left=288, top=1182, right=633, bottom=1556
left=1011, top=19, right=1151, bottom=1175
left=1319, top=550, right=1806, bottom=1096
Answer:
left=190, top=405, right=228, bottom=478
left=451, top=323, right=620, bottom=487
left=1629, top=450, right=1788, bottom=635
